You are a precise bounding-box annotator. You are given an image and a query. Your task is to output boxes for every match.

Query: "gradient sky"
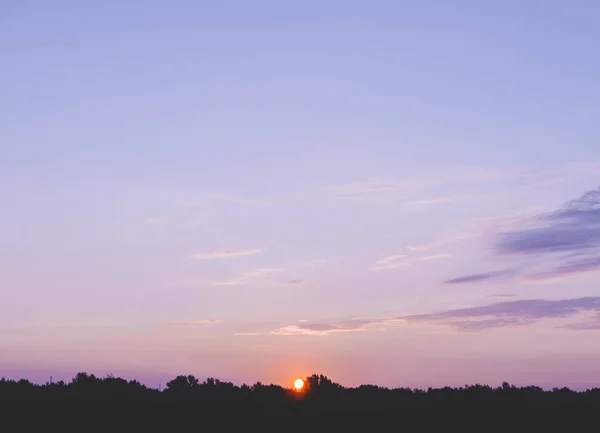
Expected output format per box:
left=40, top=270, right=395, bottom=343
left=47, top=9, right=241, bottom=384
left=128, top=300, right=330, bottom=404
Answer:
left=2, top=0, right=600, bottom=389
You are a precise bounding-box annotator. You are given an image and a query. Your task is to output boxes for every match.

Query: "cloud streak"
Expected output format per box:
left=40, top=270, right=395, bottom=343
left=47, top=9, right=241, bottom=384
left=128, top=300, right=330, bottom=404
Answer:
left=270, top=319, right=381, bottom=336
left=443, top=269, right=515, bottom=285
left=166, top=319, right=221, bottom=327
left=254, top=296, right=600, bottom=336
left=407, top=296, right=600, bottom=331
left=327, top=167, right=536, bottom=203
left=373, top=252, right=450, bottom=270
left=407, top=233, right=480, bottom=252
left=373, top=254, right=408, bottom=270
left=212, top=268, right=284, bottom=286
left=523, top=256, right=600, bottom=281
left=213, top=259, right=324, bottom=287
left=190, top=249, right=262, bottom=260
left=440, top=318, right=531, bottom=331
left=327, top=179, right=419, bottom=202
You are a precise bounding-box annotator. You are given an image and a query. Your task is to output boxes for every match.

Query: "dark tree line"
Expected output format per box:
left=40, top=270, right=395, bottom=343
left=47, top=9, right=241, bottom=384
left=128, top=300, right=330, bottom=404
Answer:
left=1, top=372, right=599, bottom=414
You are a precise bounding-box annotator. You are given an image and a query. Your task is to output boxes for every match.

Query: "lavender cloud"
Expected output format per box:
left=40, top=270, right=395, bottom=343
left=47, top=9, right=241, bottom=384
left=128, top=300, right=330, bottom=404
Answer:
left=495, top=187, right=600, bottom=256
left=406, top=296, right=600, bottom=331
left=249, top=297, right=600, bottom=336
left=409, top=297, right=600, bottom=321
left=523, top=256, right=600, bottom=281
left=444, top=186, right=600, bottom=283
left=443, top=269, right=515, bottom=284
left=440, top=317, right=533, bottom=331
left=270, top=319, right=379, bottom=336
left=287, top=279, right=304, bottom=285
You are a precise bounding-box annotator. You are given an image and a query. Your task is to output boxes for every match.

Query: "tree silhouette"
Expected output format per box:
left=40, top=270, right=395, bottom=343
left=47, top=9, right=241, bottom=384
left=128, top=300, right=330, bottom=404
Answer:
left=166, top=375, right=200, bottom=391
left=0, top=370, right=599, bottom=418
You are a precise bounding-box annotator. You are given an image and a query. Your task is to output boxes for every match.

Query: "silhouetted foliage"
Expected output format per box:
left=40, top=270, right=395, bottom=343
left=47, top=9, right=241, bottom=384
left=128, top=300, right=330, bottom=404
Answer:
left=1, top=372, right=599, bottom=417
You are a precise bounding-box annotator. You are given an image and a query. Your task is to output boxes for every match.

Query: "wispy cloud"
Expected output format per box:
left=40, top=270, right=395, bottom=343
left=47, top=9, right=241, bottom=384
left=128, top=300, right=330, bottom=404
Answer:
left=443, top=269, right=515, bottom=285
left=417, top=254, right=451, bottom=261
left=190, top=249, right=262, bottom=260
left=166, top=319, right=221, bottom=327
left=373, top=255, right=408, bottom=270
left=407, top=233, right=480, bottom=252
left=328, top=181, right=464, bottom=206
left=234, top=316, right=398, bottom=337
left=459, top=208, right=545, bottom=235
left=522, top=256, right=600, bottom=281
left=212, top=268, right=284, bottom=286
left=489, top=293, right=518, bottom=298
left=276, top=260, right=327, bottom=285
left=441, top=318, right=531, bottom=331
left=327, top=167, right=536, bottom=203
left=270, top=319, right=381, bottom=336
left=146, top=217, right=164, bottom=224
left=214, top=260, right=325, bottom=287
left=407, top=296, right=600, bottom=331
left=327, top=179, right=419, bottom=202
left=372, top=252, right=449, bottom=270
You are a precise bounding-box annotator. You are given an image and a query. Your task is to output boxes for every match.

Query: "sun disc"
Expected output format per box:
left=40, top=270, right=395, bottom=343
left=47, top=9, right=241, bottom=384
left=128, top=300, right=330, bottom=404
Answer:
left=293, top=378, right=304, bottom=390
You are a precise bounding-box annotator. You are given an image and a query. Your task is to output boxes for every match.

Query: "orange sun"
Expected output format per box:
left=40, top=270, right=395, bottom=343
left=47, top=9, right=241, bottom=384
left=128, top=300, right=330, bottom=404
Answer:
left=293, top=378, right=305, bottom=390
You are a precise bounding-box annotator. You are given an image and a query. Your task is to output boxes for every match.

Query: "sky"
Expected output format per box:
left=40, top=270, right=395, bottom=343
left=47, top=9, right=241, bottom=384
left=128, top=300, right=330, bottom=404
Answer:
left=1, top=0, right=600, bottom=390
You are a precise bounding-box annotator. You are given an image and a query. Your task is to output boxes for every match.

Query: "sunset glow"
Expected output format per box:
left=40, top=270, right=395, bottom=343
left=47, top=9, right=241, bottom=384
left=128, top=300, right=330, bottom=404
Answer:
left=2, top=0, right=600, bottom=393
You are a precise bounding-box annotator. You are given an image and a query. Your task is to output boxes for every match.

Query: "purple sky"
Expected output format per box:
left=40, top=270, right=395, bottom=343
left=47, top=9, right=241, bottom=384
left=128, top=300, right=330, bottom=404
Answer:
left=2, top=0, right=600, bottom=389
